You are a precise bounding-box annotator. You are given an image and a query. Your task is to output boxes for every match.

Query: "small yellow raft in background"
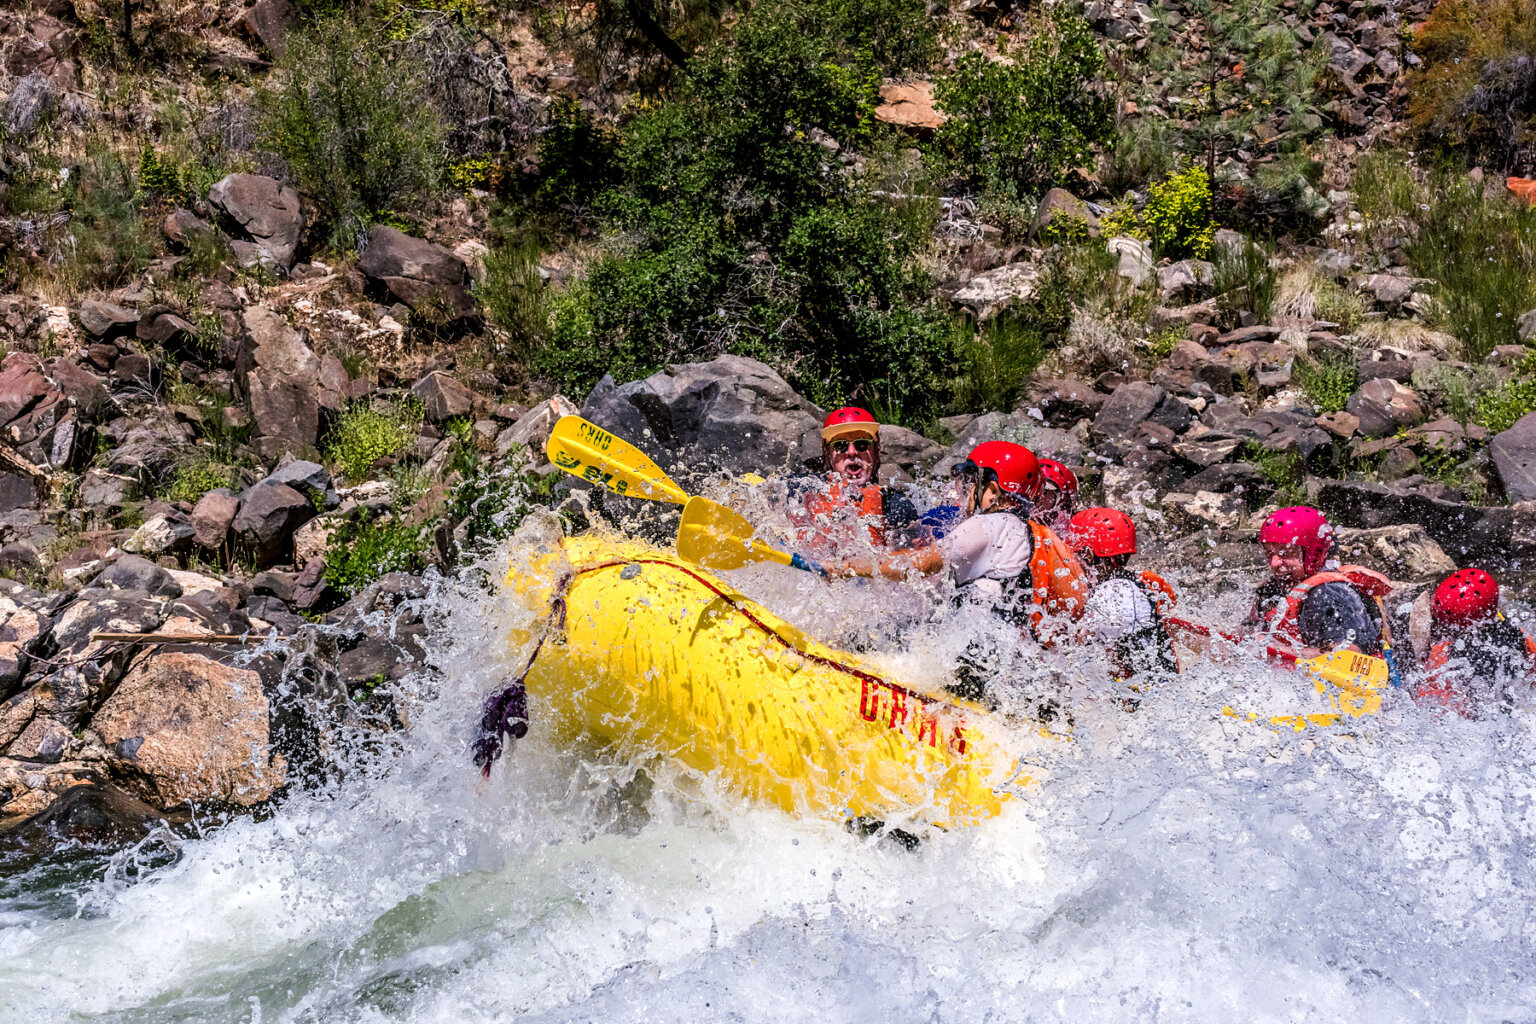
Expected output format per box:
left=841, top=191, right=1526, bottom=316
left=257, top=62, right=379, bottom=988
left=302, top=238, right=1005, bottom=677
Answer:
left=515, top=533, right=1045, bottom=829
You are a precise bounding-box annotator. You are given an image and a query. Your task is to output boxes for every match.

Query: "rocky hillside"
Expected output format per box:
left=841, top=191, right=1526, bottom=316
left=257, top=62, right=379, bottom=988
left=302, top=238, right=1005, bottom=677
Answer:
left=2, top=0, right=1535, bottom=839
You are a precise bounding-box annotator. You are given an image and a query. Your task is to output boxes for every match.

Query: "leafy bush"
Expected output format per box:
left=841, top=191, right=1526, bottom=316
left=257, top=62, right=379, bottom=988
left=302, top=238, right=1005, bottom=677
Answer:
left=257, top=15, right=444, bottom=244
left=1144, top=166, right=1214, bottom=259
left=322, top=512, right=430, bottom=596
left=1412, top=361, right=1500, bottom=425
left=324, top=400, right=421, bottom=482
left=933, top=9, right=1112, bottom=192
left=535, top=98, right=620, bottom=208
left=1294, top=353, right=1359, bottom=414
left=477, top=234, right=549, bottom=364
left=5, top=145, right=156, bottom=294
left=1474, top=354, right=1536, bottom=433
left=1312, top=280, right=1365, bottom=333
left=1407, top=0, right=1536, bottom=175
left=1241, top=440, right=1305, bottom=505
left=1212, top=236, right=1276, bottom=322
left=947, top=314, right=1047, bottom=416
left=164, top=462, right=233, bottom=503
left=530, top=1, right=959, bottom=425
left=1144, top=325, right=1183, bottom=360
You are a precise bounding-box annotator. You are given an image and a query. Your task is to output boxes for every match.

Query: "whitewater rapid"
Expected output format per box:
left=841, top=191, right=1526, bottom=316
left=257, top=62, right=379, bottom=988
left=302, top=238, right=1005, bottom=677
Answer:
left=4, top=520, right=1536, bottom=1023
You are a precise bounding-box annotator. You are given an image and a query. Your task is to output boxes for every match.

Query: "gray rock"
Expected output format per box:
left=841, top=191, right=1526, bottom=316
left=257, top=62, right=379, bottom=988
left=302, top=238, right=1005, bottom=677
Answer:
left=1108, top=236, right=1154, bottom=287
left=208, top=174, right=303, bottom=270
left=162, top=208, right=215, bottom=248
left=264, top=460, right=332, bottom=499
left=1490, top=411, right=1536, bottom=504
left=1316, top=479, right=1536, bottom=566
left=76, top=300, right=139, bottom=339
left=48, top=588, right=170, bottom=657
left=876, top=425, right=945, bottom=474
left=358, top=226, right=475, bottom=320
left=242, top=0, right=298, bottom=55
left=1091, top=381, right=1165, bottom=444
left=1345, top=378, right=1426, bottom=438
left=1365, top=273, right=1413, bottom=307
left=1032, top=188, right=1098, bottom=239
left=77, top=468, right=133, bottom=507
left=579, top=355, right=823, bottom=482
left=1518, top=309, right=1536, bottom=344
left=496, top=396, right=579, bottom=458
left=232, top=482, right=315, bottom=565
left=0, top=471, right=43, bottom=513
left=237, top=306, right=321, bottom=459
left=1027, top=377, right=1105, bottom=426
left=950, top=263, right=1039, bottom=318
left=1157, top=259, right=1215, bottom=302
left=122, top=514, right=195, bottom=556
left=411, top=371, right=475, bottom=423
left=89, top=555, right=183, bottom=598
left=1182, top=462, right=1265, bottom=497
left=191, top=489, right=239, bottom=550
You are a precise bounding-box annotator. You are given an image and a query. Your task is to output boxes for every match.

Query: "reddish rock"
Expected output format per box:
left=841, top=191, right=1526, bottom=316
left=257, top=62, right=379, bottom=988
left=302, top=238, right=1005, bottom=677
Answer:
left=190, top=490, right=240, bottom=550
left=875, top=80, right=945, bottom=134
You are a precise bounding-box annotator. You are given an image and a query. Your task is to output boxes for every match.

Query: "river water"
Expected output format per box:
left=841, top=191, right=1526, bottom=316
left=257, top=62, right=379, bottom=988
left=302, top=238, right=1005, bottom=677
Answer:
left=4, top=514, right=1536, bottom=1023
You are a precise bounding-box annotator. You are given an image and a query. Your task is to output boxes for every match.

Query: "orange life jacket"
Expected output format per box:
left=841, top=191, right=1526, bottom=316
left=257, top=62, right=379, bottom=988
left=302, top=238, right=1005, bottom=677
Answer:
left=1014, top=520, right=1089, bottom=637
left=1416, top=624, right=1536, bottom=716
left=1137, top=570, right=1178, bottom=611
left=1260, top=564, right=1393, bottom=652
left=795, top=479, right=887, bottom=551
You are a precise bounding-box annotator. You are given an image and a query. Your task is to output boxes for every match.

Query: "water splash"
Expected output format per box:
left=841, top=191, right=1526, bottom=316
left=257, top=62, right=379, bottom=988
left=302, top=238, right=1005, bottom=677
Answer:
left=3, top=507, right=1536, bottom=1023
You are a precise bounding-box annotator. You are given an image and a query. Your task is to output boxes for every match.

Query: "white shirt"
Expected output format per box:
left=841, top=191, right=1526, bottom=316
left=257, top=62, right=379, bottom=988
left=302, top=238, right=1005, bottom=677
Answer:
left=939, top=513, right=1035, bottom=586
left=1083, top=577, right=1156, bottom=641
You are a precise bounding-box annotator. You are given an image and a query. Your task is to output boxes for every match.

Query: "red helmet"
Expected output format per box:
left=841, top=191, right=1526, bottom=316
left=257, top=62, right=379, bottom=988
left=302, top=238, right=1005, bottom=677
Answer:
left=1068, top=507, right=1137, bottom=558
left=1259, top=506, right=1334, bottom=573
left=1038, top=458, right=1079, bottom=497
left=822, top=407, right=879, bottom=442
left=1432, top=567, right=1499, bottom=625
left=961, top=441, right=1042, bottom=500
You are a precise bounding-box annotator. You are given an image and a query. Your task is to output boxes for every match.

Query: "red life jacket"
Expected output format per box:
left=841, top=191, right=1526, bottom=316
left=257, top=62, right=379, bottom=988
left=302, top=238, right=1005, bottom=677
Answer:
left=1260, top=564, right=1393, bottom=651
left=794, top=479, right=887, bottom=552
left=1416, top=624, right=1536, bottom=716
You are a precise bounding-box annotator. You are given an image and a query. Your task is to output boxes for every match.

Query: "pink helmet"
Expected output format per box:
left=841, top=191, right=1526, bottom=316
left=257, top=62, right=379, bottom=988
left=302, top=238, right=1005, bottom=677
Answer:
left=1259, top=506, right=1334, bottom=573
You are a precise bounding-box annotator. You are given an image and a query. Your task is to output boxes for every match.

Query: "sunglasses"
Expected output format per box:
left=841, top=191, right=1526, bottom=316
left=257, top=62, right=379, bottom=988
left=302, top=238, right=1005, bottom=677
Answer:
left=829, top=439, right=874, bottom=454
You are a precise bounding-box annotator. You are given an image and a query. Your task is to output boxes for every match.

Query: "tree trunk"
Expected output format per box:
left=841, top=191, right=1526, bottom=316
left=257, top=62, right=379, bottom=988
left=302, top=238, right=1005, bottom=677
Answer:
left=123, top=0, right=136, bottom=57
left=623, top=0, right=690, bottom=70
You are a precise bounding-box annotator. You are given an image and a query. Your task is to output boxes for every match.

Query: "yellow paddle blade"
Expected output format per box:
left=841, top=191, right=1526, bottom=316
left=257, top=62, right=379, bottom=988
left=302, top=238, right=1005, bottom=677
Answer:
left=546, top=415, right=689, bottom=504
left=676, top=496, right=794, bottom=571
left=1302, top=649, right=1389, bottom=718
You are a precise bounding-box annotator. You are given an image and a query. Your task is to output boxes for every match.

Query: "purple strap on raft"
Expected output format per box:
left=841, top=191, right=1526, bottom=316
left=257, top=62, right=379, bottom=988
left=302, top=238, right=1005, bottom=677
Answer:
left=473, top=587, right=568, bottom=777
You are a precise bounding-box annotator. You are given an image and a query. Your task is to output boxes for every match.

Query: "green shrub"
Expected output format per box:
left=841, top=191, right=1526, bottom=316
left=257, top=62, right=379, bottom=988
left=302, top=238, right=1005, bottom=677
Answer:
left=1407, top=176, right=1536, bottom=362
left=477, top=235, right=549, bottom=364
left=1144, top=166, right=1214, bottom=259
left=1474, top=355, right=1536, bottom=434
left=136, top=143, right=187, bottom=206
left=324, top=400, right=421, bottom=482
left=1294, top=353, right=1359, bottom=414
left=1241, top=440, right=1305, bottom=505
left=322, top=512, right=430, bottom=596
left=1144, top=325, right=1183, bottom=361
left=1212, top=236, right=1276, bottom=322
left=949, top=313, right=1048, bottom=414
left=1312, top=280, right=1365, bottom=333
left=256, top=15, right=444, bottom=243
left=535, top=98, right=620, bottom=208
left=1407, top=0, right=1536, bottom=175
left=1347, top=164, right=1536, bottom=361
left=933, top=9, right=1112, bottom=192
left=164, top=462, right=233, bottom=503
left=1412, top=361, right=1500, bottom=426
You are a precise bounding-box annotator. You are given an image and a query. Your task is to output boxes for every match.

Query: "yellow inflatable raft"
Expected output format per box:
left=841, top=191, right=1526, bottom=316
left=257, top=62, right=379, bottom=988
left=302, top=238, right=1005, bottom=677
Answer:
left=515, top=534, right=1047, bottom=829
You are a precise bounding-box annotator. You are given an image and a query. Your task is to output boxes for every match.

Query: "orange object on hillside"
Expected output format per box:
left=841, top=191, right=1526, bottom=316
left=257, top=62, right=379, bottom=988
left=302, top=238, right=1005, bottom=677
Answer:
left=1509, top=178, right=1536, bottom=204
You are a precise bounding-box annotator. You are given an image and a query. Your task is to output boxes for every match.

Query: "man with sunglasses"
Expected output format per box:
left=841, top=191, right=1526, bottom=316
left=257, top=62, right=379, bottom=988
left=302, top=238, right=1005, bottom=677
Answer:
left=788, top=407, right=920, bottom=557
left=824, top=440, right=1087, bottom=647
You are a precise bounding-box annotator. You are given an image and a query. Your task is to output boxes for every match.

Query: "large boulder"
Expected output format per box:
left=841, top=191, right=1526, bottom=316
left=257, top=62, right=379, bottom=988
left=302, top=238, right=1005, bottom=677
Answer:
left=232, top=482, right=315, bottom=565
left=1316, top=479, right=1536, bottom=566
left=1490, top=411, right=1536, bottom=504
left=0, top=595, right=47, bottom=698
left=950, top=263, right=1039, bottom=319
left=874, top=80, right=945, bottom=134
left=0, top=352, right=85, bottom=468
left=91, top=650, right=286, bottom=809
left=1333, top=524, right=1456, bottom=582
left=580, top=355, right=823, bottom=481
left=207, top=174, right=303, bottom=270
left=497, top=395, right=579, bottom=458
left=411, top=371, right=475, bottom=422
left=76, top=299, right=139, bottom=340
left=1032, top=188, right=1098, bottom=239
left=1092, top=381, right=1165, bottom=445
left=1345, top=379, right=1425, bottom=438
left=89, top=554, right=184, bottom=598
left=358, top=226, right=475, bottom=320
left=237, top=306, right=322, bottom=459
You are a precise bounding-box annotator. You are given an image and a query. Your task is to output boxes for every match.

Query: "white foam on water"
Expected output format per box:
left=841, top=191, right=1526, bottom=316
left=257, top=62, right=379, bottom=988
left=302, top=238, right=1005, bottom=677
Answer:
left=4, top=514, right=1536, bottom=1023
